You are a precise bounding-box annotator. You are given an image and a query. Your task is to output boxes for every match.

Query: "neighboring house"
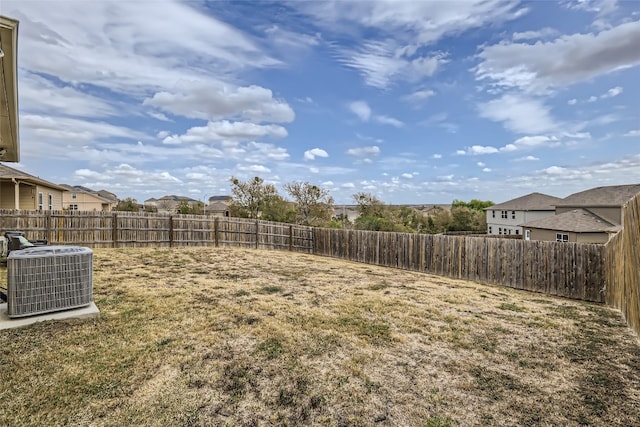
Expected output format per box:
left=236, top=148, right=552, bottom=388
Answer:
left=145, top=195, right=200, bottom=214
left=204, top=195, right=231, bottom=217
left=332, top=205, right=361, bottom=222
left=0, top=15, right=20, bottom=162
left=0, top=163, right=66, bottom=210
left=143, top=197, right=158, bottom=211
left=60, top=184, right=118, bottom=211
left=520, top=209, right=619, bottom=244
left=485, top=192, right=562, bottom=236
left=521, top=184, right=640, bottom=243
left=417, top=204, right=452, bottom=216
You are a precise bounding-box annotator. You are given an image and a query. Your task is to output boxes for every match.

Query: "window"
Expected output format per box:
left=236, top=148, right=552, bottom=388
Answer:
left=492, top=210, right=495, bottom=218
left=501, top=210, right=508, bottom=219
left=556, top=233, right=569, bottom=242
left=488, top=226, right=492, bottom=234
left=498, top=227, right=502, bottom=235
left=38, top=192, right=43, bottom=211
left=71, top=192, right=77, bottom=199
left=525, top=229, right=531, bottom=240
left=69, top=204, right=78, bottom=210
left=515, top=229, right=520, bottom=235
left=48, top=194, right=53, bottom=210
left=508, top=229, right=512, bottom=235
left=512, top=210, right=516, bottom=219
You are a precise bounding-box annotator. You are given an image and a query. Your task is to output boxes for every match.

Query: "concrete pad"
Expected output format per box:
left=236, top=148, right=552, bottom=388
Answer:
left=0, top=302, right=100, bottom=330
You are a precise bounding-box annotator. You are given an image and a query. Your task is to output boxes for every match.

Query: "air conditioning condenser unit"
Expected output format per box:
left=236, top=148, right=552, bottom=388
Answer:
left=7, top=246, right=93, bottom=318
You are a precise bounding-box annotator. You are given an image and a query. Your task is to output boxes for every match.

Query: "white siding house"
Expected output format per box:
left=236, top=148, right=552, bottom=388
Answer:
left=485, top=192, right=562, bottom=237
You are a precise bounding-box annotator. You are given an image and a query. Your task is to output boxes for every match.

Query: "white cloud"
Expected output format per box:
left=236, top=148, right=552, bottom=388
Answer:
left=515, top=155, right=540, bottom=161
left=512, top=27, right=558, bottom=41
left=432, top=154, right=443, bottom=159
left=476, top=20, right=640, bottom=94
left=74, top=164, right=182, bottom=185
left=478, top=94, right=558, bottom=134
left=602, top=86, right=623, bottom=98
left=477, top=162, right=486, bottom=167
left=375, top=115, right=404, bottom=128
left=161, top=121, right=287, bottom=145
left=346, top=146, right=381, bottom=160
left=349, top=101, right=404, bottom=127
left=403, top=89, right=436, bottom=102
left=349, top=101, right=372, bottom=121
left=304, top=148, right=329, bottom=160
left=401, top=173, right=414, bottom=179
left=144, top=83, right=295, bottom=123
left=466, top=145, right=500, bottom=155
left=568, top=98, right=577, bottom=105
left=20, top=114, right=148, bottom=145
left=7, top=0, right=280, bottom=96
left=237, top=164, right=271, bottom=173
left=337, top=40, right=447, bottom=89
left=624, top=129, right=640, bottom=137
left=482, top=167, right=492, bottom=172
left=20, top=72, right=119, bottom=118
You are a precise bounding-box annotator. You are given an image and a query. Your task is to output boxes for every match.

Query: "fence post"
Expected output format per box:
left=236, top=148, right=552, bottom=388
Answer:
left=45, top=210, right=52, bottom=243
left=214, top=217, right=219, bottom=247
left=289, top=225, right=293, bottom=251
left=255, top=219, right=259, bottom=249
left=169, top=215, right=174, bottom=248
left=112, top=212, right=118, bottom=248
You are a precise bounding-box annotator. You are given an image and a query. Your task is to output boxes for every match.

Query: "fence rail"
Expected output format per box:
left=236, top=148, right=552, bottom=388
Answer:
left=2, top=201, right=638, bottom=333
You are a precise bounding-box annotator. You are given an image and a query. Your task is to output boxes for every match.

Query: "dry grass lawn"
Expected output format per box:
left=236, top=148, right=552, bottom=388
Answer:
left=0, top=247, right=639, bottom=426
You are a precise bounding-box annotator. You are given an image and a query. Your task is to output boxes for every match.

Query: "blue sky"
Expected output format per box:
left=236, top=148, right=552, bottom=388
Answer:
left=2, top=0, right=640, bottom=204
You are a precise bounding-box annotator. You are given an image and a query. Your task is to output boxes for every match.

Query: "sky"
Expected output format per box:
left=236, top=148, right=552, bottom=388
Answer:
left=2, top=0, right=640, bottom=205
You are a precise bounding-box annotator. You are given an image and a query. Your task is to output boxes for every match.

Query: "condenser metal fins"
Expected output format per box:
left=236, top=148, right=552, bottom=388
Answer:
left=7, top=246, right=93, bottom=318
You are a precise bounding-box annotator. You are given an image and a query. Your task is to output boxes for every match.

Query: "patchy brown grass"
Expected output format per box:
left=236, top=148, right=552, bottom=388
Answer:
left=0, top=247, right=638, bottom=426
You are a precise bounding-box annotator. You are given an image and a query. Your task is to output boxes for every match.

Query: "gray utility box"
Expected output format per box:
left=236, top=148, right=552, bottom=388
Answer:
left=7, top=246, right=93, bottom=318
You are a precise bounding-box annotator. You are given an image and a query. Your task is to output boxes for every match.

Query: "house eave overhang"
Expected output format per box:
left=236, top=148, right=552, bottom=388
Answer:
left=0, top=16, right=19, bottom=162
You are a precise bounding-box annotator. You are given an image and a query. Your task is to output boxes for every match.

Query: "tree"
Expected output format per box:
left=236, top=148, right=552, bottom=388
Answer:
left=353, top=192, right=386, bottom=218
left=229, top=176, right=279, bottom=219
left=114, top=197, right=138, bottom=212
left=352, top=192, right=396, bottom=231
left=261, top=194, right=296, bottom=223
left=284, top=181, right=334, bottom=226
left=175, top=200, right=204, bottom=215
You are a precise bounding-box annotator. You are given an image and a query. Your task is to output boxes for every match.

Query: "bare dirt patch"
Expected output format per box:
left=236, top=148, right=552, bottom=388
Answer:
left=0, top=247, right=638, bottom=426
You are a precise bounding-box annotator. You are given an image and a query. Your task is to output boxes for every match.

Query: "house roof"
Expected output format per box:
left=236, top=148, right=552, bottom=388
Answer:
left=521, top=208, right=621, bottom=233
left=0, top=15, right=20, bottom=162
left=556, top=184, right=640, bottom=207
left=59, top=184, right=116, bottom=204
left=205, top=202, right=230, bottom=211
left=209, top=195, right=232, bottom=202
left=158, top=194, right=198, bottom=202
left=487, top=192, right=563, bottom=211
left=0, top=163, right=67, bottom=190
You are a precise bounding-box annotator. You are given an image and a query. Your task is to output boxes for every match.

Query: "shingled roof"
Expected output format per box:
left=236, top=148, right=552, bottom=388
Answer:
left=557, top=184, right=640, bottom=207
left=521, top=208, right=621, bottom=233
left=487, top=192, right=563, bottom=211
left=0, top=163, right=67, bottom=190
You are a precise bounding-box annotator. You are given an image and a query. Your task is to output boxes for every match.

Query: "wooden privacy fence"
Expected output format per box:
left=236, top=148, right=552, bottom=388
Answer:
left=0, top=210, right=314, bottom=252
left=312, top=229, right=606, bottom=302
left=604, top=194, right=640, bottom=335
left=0, top=209, right=609, bottom=305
